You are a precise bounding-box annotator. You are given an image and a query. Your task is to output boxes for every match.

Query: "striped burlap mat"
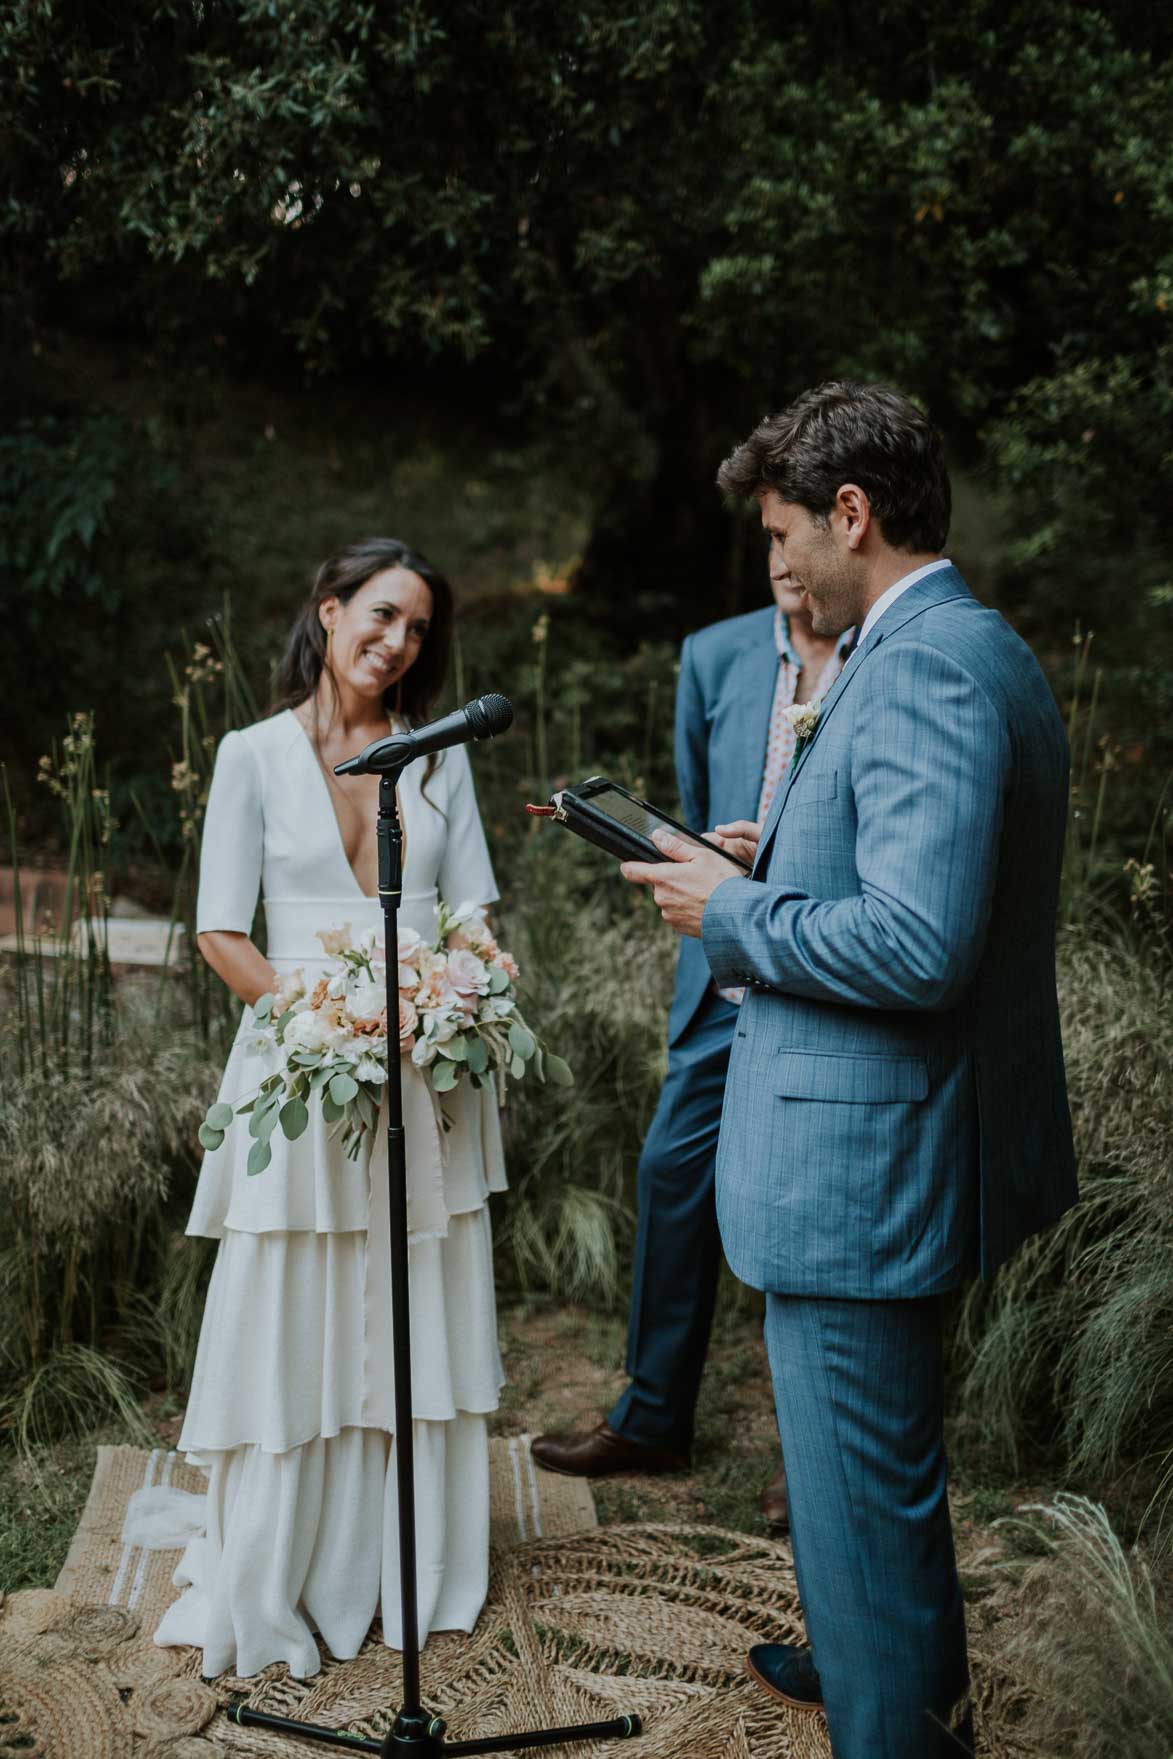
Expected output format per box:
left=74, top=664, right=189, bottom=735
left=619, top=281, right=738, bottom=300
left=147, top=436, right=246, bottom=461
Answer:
left=1, top=1443, right=1026, bottom=1758
left=53, top=1438, right=593, bottom=1620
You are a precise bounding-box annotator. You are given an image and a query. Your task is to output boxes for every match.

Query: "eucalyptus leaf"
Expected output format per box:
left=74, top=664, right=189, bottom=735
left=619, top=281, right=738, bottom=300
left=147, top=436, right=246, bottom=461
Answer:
left=329, top=1072, right=358, bottom=1105
left=198, top=1123, right=225, bottom=1152
left=510, top=1054, right=525, bottom=1080
left=431, top=1060, right=459, bottom=1093
left=247, top=1138, right=272, bottom=1177
left=440, top=1035, right=468, bottom=1062
left=488, top=966, right=510, bottom=994
left=465, top=1036, right=489, bottom=1075
left=206, top=1102, right=234, bottom=1131
left=280, top=1097, right=309, bottom=1140
left=545, top=1054, right=575, bottom=1088
left=508, top=1023, right=535, bottom=1060
left=322, top=1093, right=344, bottom=1124
left=310, top=1064, right=334, bottom=1091
left=253, top=992, right=275, bottom=1022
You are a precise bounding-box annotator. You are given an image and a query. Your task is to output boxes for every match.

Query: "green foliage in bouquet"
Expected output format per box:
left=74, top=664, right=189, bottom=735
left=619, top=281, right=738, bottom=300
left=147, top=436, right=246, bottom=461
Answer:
left=200, top=904, right=575, bottom=1172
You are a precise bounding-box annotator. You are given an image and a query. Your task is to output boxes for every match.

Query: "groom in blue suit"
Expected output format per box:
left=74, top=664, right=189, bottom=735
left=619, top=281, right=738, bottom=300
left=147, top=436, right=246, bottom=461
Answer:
left=622, top=381, right=1077, bottom=1757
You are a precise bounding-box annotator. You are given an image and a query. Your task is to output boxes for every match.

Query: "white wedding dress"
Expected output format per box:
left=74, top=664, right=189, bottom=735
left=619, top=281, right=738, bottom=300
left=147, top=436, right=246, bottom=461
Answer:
left=129, top=709, right=507, bottom=1679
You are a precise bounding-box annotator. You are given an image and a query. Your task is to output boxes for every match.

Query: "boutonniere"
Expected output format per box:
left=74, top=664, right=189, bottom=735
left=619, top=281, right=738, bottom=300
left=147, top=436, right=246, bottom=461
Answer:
left=783, top=697, right=823, bottom=752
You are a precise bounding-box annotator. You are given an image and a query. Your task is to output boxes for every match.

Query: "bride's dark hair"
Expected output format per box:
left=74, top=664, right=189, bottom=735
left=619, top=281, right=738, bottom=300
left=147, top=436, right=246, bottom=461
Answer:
left=271, top=538, right=454, bottom=807
left=272, top=537, right=454, bottom=725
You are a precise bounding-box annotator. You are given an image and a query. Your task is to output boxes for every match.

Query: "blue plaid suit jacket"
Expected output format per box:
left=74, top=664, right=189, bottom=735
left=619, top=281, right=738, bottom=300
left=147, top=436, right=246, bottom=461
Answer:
left=701, top=565, right=1077, bottom=1295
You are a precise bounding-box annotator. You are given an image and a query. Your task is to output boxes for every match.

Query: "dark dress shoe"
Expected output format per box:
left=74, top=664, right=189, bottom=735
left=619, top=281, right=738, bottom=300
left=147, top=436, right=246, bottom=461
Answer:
left=759, top=1460, right=790, bottom=1533
left=530, top=1422, right=689, bottom=1478
left=746, top=1643, right=823, bottom=1711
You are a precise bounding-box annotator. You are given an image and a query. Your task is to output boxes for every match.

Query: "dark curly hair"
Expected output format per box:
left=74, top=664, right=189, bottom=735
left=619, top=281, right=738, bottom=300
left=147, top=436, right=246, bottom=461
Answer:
left=717, top=380, right=951, bottom=553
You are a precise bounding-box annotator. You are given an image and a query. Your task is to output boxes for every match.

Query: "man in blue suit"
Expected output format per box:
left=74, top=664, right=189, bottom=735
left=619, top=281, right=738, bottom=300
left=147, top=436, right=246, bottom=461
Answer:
left=621, top=380, right=1077, bottom=1757
left=533, top=526, right=852, bottom=1525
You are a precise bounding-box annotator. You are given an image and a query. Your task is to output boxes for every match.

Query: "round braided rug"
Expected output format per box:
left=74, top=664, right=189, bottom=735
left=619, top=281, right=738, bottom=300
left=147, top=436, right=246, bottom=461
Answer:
left=5, top=1527, right=1031, bottom=1754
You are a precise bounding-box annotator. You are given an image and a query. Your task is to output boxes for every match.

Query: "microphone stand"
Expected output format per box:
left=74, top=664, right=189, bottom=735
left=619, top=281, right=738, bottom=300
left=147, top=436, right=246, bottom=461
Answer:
left=227, top=762, right=641, bottom=1756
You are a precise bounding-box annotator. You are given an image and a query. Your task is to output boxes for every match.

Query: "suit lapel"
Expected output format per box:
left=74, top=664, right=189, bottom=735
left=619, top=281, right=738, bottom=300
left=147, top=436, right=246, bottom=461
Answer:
left=751, top=566, right=973, bottom=877
left=738, top=634, right=782, bottom=817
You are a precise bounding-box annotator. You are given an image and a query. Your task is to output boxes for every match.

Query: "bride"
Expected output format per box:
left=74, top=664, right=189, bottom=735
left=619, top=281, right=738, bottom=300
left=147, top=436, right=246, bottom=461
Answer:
left=138, top=538, right=507, bottom=1679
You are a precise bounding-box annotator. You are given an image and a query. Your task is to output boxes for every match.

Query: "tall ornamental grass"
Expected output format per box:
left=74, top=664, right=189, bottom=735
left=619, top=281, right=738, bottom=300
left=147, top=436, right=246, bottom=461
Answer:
left=497, top=833, right=677, bottom=1305
left=0, top=619, right=250, bottom=1453
left=987, top=1496, right=1173, bottom=1759
left=955, top=633, right=1173, bottom=1535
left=956, top=920, right=1173, bottom=1505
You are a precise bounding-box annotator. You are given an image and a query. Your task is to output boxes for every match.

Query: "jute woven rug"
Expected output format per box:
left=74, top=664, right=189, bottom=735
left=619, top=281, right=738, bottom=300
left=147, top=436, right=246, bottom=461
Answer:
left=0, top=1444, right=1030, bottom=1758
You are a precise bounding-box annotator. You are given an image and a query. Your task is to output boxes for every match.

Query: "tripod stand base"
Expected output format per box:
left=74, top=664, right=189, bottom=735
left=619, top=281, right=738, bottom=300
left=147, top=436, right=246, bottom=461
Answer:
left=226, top=1701, right=642, bottom=1755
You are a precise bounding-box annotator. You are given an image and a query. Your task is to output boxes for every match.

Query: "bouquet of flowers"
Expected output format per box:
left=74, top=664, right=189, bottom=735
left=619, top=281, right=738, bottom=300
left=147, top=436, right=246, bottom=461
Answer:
left=199, top=901, right=572, bottom=1176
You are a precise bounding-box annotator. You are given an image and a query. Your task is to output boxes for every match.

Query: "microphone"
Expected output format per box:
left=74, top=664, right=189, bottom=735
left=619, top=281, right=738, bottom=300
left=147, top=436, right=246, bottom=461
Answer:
left=333, top=693, right=514, bottom=776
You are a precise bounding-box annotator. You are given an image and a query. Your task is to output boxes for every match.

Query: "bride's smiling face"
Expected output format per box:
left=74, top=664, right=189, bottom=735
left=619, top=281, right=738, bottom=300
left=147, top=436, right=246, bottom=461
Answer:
left=321, top=567, right=433, bottom=701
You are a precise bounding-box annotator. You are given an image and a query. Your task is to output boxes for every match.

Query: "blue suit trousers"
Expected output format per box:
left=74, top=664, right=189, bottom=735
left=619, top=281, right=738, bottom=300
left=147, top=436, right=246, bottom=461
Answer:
left=607, top=989, right=740, bottom=1451
left=764, top=1293, right=972, bottom=1758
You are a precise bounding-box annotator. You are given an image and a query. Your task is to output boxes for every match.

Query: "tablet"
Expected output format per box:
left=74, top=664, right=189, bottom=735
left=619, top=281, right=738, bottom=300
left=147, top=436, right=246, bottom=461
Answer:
left=529, top=776, right=751, bottom=872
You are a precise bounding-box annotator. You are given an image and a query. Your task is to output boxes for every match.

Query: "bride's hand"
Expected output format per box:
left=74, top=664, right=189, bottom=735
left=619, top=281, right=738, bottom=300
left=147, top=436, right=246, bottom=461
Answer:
left=706, top=819, right=762, bottom=867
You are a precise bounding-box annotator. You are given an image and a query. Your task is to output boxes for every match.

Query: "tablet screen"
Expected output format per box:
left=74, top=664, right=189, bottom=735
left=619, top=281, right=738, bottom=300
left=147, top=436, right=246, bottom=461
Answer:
left=585, top=786, right=703, bottom=847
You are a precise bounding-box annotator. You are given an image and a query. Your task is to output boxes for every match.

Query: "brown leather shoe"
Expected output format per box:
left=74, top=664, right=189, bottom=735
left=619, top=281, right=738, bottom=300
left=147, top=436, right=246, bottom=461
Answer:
left=759, top=1461, right=789, bottom=1533
left=530, top=1421, right=689, bottom=1478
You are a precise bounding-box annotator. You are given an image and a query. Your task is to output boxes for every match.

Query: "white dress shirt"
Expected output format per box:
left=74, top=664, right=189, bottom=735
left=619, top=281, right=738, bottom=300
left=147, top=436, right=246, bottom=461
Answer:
left=855, top=557, right=953, bottom=651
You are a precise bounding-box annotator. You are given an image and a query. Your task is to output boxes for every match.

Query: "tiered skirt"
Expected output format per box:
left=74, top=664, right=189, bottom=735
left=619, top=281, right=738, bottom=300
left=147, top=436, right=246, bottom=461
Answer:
left=132, top=979, right=507, bottom=1680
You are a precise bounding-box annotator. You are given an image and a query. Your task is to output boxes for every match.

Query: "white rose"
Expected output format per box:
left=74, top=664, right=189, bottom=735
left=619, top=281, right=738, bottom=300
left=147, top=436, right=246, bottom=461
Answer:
left=355, top=1056, right=387, bottom=1084
left=397, top=926, right=423, bottom=964
left=284, top=1010, right=333, bottom=1053
left=345, top=980, right=385, bottom=1021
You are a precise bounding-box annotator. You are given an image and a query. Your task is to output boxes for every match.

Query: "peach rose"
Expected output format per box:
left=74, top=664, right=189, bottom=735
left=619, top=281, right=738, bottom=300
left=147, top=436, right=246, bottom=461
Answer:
left=316, top=923, right=353, bottom=958
left=398, top=996, right=419, bottom=1051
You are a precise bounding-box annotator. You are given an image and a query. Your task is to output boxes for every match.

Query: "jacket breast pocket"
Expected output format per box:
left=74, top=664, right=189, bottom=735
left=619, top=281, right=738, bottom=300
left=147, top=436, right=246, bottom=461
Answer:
left=786, top=768, right=837, bottom=810
left=773, top=1049, right=929, bottom=1103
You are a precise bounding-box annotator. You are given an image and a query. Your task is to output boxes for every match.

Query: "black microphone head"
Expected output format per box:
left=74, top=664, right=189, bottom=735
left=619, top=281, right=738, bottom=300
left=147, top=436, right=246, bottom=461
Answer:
left=466, top=693, right=514, bottom=739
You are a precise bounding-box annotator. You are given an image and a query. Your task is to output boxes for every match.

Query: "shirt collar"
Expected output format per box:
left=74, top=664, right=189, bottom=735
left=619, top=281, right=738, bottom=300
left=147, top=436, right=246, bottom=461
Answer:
left=856, top=558, right=952, bottom=650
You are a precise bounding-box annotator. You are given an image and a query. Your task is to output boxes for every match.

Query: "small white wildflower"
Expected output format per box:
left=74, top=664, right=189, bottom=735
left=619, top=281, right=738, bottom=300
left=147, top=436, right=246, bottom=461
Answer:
left=783, top=698, right=822, bottom=743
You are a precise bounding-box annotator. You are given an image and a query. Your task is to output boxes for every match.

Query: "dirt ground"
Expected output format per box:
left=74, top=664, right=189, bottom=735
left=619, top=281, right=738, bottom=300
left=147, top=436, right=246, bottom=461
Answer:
left=488, top=1288, right=1042, bottom=1583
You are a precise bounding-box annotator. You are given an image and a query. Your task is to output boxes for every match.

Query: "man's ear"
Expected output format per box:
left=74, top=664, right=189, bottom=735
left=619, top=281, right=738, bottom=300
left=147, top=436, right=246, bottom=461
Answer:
left=834, top=483, right=871, bottom=551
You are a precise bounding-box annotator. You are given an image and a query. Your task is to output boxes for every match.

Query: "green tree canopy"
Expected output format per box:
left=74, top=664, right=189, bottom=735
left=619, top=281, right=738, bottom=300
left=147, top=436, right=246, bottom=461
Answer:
left=3, top=0, right=1172, bottom=626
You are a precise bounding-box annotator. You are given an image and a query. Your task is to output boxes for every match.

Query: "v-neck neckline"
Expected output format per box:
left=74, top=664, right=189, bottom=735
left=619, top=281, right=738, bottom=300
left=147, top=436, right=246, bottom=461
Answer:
left=286, top=707, right=390, bottom=901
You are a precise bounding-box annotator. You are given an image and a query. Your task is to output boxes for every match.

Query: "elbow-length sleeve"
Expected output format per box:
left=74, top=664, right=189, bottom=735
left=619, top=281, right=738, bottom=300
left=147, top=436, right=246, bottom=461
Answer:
left=196, top=730, right=264, bottom=935
left=436, top=745, right=499, bottom=910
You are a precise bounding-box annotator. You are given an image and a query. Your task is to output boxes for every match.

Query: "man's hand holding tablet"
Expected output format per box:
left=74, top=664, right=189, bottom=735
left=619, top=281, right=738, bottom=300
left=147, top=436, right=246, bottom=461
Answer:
left=620, top=825, right=751, bottom=939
